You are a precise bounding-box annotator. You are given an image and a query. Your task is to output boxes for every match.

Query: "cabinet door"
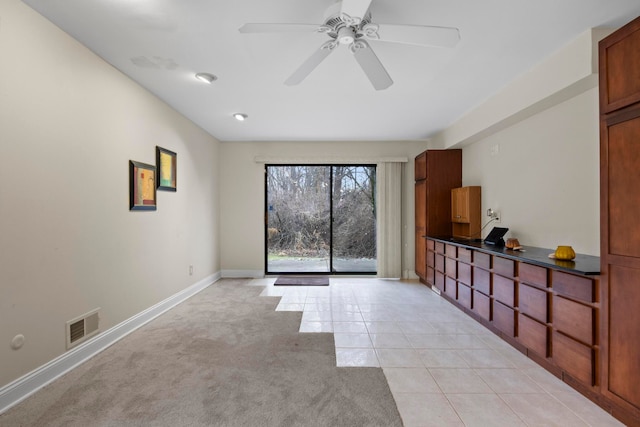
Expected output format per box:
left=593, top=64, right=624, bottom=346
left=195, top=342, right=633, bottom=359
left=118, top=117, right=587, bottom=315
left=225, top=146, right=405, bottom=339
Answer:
left=425, top=150, right=462, bottom=236
left=415, top=180, right=427, bottom=279
left=605, top=113, right=640, bottom=259
left=599, top=18, right=640, bottom=113
left=451, top=187, right=469, bottom=223
left=607, top=264, right=640, bottom=408
left=415, top=152, right=427, bottom=181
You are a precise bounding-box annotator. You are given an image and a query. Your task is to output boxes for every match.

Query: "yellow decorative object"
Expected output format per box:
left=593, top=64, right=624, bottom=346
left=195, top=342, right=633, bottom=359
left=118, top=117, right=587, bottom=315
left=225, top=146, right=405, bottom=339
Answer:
left=555, top=246, right=576, bottom=260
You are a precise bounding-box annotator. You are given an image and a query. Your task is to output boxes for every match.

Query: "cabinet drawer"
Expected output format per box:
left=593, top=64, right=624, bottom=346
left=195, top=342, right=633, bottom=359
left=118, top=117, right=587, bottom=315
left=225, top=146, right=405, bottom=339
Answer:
left=473, top=267, right=491, bottom=295
left=445, top=276, right=457, bottom=299
left=435, top=271, right=445, bottom=293
left=458, top=262, right=472, bottom=286
left=446, top=257, right=457, bottom=278
left=474, top=252, right=491, bottom=269
left=493, top=301, right=516, bottom=337
left=426, top=250, right=435, bottom=268
left=435, top=241, right=445, bottom=254
left=458, top=283, right=472, bottom=309
left=493, top=275, right=516, bottom=306
left=446, top=244, right=457, bottom=258
left=519, top=263, right=548, bottom=288
left=493, top=256, right=515, bottom=278
left=518, top=313, right=549, bottom=357
left=473, top=290, right=491, bottom=321
left=553, top=330, right=595, bottom=386
left=552, top=271, right=595, bottom=303
left=519, top=283, right=548, bottom=323
left=427, top=239, right=435, bottom=250
left=553, top=296, right=594, bottom=345
left=458, top=247, right=472, bottom=263
left=426, top=267, right=435, bottom=286
left=435, top=254, right=445, bottom=273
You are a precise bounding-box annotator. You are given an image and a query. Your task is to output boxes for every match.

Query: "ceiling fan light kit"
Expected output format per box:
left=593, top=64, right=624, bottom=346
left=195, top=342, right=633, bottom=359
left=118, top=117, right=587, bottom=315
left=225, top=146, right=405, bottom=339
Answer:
left=239, top=0, right=460, bottom=90
left=195, top=72, right=217, bottom=84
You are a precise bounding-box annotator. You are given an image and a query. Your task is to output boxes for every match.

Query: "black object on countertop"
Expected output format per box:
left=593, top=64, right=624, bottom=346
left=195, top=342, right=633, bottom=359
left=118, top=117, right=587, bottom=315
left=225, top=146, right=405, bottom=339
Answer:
left=484, top=227, right=509, bottom=246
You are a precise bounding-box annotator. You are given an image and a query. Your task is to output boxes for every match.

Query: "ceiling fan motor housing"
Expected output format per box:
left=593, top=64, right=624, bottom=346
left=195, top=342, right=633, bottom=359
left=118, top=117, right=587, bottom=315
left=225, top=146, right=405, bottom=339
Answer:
left=337, top=27, right=356, bottom=44
left=322, top=2, right=372, bottom=39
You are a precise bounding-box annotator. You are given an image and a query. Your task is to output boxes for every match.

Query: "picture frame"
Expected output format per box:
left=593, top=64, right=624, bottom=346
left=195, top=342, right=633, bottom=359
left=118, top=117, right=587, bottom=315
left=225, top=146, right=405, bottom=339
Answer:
left=156, top=146, right=177, bottom=191
left=129, top=160, right=157, bottom=211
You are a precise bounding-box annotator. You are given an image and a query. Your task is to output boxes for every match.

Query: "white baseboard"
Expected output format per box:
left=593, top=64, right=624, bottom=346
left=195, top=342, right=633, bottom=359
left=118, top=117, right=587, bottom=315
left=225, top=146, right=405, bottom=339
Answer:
left=221, top=269, right=264, bottom=278
left=0, top=272, right=221, bottom=415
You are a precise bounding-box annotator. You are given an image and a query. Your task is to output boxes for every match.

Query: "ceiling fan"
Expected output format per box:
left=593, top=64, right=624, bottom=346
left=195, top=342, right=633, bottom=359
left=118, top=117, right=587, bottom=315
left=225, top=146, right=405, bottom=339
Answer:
left=239, top=0, right=460, bottom=90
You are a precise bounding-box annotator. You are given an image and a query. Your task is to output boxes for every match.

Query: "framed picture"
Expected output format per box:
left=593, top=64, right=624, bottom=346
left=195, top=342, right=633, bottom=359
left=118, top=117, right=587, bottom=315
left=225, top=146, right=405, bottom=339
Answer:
left=156, top=146, right=177, bottom=191
left=129, top=160, right=157, bottom=211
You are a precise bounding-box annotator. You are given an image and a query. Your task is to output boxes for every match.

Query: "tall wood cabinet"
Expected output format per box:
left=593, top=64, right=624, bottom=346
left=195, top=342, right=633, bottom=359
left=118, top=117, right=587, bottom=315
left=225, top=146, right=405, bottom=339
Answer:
left=599, top=15, right=640, bottom=426
left=414, top=150, right=462, bottom=282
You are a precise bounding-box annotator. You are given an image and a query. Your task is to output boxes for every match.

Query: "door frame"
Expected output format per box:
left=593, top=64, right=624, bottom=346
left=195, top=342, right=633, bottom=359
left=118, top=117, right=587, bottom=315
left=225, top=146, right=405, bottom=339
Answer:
left=264, top=163, right=377, bottom=276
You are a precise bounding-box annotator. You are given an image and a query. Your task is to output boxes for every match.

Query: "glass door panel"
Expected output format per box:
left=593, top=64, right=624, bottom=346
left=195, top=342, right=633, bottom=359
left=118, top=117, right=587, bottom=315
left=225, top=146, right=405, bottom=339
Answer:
left=331, top=166, right=377, bottom=273
left=265, top=164, right=376, bottom=275
left=266, top=166, right=330, bottom=274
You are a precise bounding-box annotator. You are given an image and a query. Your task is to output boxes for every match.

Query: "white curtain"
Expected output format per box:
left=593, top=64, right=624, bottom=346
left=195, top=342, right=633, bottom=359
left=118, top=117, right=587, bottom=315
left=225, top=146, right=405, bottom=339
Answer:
left=376, top=162, right=403, bottom=278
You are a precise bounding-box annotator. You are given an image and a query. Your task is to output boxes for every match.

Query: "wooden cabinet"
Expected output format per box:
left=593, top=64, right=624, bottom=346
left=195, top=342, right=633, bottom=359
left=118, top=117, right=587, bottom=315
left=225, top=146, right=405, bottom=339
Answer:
left=415, top=179, right=427, bottom=279
left=451, top=186, right=481, bottom=239
left=426, top=237, right=610, bottom=421
left=414, top=150, right=462, bottom=283
left=600, top=16, right=640, bottom=425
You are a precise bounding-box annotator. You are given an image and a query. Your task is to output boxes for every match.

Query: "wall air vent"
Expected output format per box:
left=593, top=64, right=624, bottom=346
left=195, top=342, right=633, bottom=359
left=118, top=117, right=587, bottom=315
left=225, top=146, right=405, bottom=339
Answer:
left=66, top=308, right=100, bottom=349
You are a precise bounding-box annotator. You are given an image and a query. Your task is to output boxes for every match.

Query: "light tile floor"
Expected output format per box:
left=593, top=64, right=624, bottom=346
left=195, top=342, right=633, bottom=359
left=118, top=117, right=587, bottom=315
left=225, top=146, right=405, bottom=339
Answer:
left=251, top=277, right=625, bottom=427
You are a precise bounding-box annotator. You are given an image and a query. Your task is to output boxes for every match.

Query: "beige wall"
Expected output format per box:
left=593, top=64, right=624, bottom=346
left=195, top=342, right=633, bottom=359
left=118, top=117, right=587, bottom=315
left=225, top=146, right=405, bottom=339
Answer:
left=432, top=29, right=605, bottom=256
left=0, top=0, right=220, bottom=387
left=462, top=88, right=600, bottom=254
left=0, top=0, right=606, bottom=395
left=219, top=140, right=426, bottom=278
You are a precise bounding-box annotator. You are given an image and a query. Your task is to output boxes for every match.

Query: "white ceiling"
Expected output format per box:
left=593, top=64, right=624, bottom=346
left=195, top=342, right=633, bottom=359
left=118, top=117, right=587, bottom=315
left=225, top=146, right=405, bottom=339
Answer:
left=22, top=0, right=640, bottom=142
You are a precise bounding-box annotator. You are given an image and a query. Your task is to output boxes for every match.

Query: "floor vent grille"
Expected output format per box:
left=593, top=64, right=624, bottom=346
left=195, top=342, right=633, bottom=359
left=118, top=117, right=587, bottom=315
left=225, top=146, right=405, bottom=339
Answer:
left=66, top=308, right=100, bottom=349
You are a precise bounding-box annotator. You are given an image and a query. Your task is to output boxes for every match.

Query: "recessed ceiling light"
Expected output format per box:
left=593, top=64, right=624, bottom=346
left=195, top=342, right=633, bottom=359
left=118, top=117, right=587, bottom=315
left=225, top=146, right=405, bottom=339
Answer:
left=233, top=113, right=248, bottom=121
left=195, top=72, right=217, bottom=84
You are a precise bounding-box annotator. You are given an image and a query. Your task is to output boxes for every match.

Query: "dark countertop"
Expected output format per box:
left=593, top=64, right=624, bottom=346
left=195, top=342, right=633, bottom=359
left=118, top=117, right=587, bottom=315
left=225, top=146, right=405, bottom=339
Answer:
left=429, top=236, right=600, bottom=276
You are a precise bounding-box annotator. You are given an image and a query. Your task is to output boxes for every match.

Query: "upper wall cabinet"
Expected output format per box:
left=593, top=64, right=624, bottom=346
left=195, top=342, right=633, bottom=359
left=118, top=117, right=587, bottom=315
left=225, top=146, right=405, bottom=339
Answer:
left=451, top=186, right=481, bottom=240
left=599, top=17, right=640, bottom=114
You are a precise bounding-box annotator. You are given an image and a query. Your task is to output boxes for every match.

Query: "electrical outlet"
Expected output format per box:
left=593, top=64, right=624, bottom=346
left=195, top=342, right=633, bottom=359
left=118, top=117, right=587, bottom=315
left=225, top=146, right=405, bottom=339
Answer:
left=487, top=208, right=501, bottom=223
left=189, top=265, right=194, bottom=276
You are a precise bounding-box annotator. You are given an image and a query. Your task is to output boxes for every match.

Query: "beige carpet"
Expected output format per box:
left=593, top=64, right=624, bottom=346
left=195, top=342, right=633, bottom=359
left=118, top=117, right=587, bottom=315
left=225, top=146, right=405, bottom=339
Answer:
left=0, top=279, right=402, bottom=426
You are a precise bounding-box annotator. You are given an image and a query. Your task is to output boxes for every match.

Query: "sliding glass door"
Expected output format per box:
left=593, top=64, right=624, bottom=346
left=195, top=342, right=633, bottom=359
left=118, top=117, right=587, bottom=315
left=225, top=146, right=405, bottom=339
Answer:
left=265, top=165, right=376, bottom=275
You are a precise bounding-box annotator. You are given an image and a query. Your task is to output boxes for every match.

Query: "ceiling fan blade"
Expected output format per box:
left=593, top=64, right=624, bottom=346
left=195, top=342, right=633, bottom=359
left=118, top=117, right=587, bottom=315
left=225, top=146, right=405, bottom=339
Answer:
left=239, top=23, right=320, bottom=33
left=340, top=0, right=373, bottom=22
left=373, top=24, right=460, bottom=48
left=285, top=41, right=337, bottom=86
left=351, top=40, right=393, bottom=90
